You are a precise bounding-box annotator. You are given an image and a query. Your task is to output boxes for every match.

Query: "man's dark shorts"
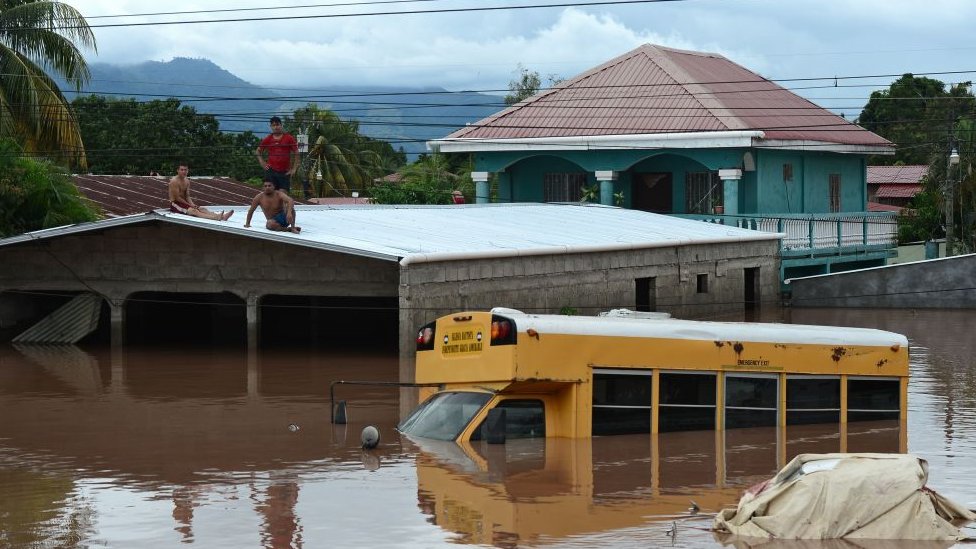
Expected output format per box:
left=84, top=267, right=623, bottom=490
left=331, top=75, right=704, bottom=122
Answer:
left=272, top=211, right=288, bottom=227
left=265, top=168, right=291, bottom=192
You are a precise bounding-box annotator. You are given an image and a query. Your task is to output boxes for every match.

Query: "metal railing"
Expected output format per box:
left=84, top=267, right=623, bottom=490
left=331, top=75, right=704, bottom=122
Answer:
left=677, top=212, right=898, bottom=256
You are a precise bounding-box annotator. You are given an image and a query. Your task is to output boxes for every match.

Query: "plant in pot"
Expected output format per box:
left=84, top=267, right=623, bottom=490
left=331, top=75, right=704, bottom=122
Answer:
left=711, top=193, right=724, bottom=214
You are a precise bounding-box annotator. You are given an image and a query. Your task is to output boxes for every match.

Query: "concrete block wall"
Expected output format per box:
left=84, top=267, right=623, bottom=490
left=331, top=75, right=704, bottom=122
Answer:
left=789, top=253, right=976, bottom=308
left=0, top=221, right=399, bottom=302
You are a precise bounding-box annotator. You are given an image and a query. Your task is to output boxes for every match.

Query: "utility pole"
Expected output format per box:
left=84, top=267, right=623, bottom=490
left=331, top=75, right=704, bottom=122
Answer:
left=947, top=145, right=960, bottom=256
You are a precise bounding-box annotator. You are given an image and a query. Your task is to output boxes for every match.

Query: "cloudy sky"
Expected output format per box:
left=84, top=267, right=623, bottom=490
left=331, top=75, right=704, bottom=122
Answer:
left=68, top=0, right=976, bottom=116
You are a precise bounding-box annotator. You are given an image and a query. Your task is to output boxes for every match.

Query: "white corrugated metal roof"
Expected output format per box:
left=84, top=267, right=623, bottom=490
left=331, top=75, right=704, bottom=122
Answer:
left=1, top=203, right=781, bottom=264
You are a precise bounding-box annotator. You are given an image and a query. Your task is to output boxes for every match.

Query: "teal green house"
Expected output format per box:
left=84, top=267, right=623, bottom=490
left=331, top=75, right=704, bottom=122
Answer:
left=430, top=45, right=898, bottom=282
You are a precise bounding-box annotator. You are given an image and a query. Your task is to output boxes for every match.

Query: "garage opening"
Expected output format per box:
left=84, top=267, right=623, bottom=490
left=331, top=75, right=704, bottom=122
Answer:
left=126, top=291, right=246, bottom=346
left=0, top=290, right=111, bottom=344
left=259, top=295, right=398, bottom=351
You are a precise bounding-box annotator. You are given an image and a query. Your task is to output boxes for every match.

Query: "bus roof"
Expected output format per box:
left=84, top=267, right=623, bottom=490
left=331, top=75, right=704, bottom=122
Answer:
left=490, top=308, right=909, bottom=348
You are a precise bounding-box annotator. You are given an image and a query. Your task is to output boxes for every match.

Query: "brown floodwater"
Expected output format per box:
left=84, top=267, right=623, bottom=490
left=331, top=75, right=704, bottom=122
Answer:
left=1, top=308, right=974, bottom=548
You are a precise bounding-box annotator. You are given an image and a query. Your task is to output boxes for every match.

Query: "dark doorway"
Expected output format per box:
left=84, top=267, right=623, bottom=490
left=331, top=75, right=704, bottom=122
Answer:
left=744, top=267, right=760, bottom=320
left=635, top=277, right=657, bottom=312
left=260, top=295, right=398, bottom=351
left=632, top=173, right=673, bottom=213
left=125, top=292, right=246, bottom=346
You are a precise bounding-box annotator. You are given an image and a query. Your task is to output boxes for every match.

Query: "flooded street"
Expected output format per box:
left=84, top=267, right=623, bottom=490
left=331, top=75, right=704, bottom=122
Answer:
left=1, top=308, right=975, bottom=548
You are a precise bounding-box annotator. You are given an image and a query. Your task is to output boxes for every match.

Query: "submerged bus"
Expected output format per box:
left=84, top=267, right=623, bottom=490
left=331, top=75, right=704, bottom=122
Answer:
left=398, top=308, right=909, bottom=443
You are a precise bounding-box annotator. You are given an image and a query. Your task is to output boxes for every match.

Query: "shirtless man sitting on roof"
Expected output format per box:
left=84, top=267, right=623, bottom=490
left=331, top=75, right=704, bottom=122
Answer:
left=168, top=164, right=233, bottom=221
left=244, top=180, right=301, bottom=233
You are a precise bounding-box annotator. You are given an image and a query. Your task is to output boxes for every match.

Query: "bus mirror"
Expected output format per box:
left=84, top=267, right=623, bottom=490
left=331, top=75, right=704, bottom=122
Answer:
left=485, top=408, right=506, bottom=444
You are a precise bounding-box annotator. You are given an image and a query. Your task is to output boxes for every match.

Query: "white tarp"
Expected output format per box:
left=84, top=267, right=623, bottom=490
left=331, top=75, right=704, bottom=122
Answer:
left=713, top=453, right=975, bottom=541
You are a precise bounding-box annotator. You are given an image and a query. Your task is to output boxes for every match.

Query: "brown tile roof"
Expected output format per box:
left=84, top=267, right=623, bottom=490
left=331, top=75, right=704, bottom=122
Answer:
left=73, top=175, right=261, bottom=217
left=867, top=165, right=928, bottom=185
left=875, top=184, right=922, bottom=199
left=447, top=44, right=891, bottom=148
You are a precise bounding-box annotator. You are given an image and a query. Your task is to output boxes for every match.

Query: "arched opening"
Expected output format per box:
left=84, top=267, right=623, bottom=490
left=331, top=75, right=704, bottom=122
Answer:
left=259, top=295, right=398, bottom=350
left=125, top=291, right=246, bottom=347
left=629, top=154, right=713, bottom=214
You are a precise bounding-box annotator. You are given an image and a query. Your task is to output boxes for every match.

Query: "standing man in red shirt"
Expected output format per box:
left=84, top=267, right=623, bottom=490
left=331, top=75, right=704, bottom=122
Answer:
left=255, top=116, right=299, bottom=193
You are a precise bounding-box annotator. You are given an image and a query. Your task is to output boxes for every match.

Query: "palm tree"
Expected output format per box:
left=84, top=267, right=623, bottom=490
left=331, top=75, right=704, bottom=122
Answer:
left=289, top=105, right=384, bottom=197
left=0, top=1, right=95, bottom=168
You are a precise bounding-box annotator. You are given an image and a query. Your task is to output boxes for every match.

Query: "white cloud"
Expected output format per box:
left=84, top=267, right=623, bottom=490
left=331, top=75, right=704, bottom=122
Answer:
left=68, top=0, right=976, bottom=109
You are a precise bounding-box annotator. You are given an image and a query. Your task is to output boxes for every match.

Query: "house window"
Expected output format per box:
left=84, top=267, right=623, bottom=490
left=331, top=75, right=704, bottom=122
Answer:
left=829, top=174, right=841, bottom=212
left=543, top=173, right=586, bottom=202
left=783, top=163, right=793, bottom=182
left=685, top=171, right=721, bottom=214
left=697, top=273, right=709, bottom=293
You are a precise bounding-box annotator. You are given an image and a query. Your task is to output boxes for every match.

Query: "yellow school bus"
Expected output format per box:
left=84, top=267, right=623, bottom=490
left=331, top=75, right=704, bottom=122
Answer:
left=398, top=308, right=909, bottom=443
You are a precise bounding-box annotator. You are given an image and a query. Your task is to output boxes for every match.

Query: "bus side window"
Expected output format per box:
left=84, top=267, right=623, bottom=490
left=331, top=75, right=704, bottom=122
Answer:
left=471, top=399, right=546, bottom=440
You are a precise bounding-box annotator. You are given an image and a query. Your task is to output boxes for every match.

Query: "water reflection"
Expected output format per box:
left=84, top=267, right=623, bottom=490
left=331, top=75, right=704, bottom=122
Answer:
left=406, top=422, right=904, bottom=547
left=0, top=307, right=974, bottom=547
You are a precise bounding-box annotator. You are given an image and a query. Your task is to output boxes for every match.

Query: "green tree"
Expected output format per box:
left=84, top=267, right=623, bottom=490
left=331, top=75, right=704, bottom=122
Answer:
left=896, top=188, right=943, bottom=244
left=0, top=0, right=95, bottom=168
left=0, top=139, right=99, bottom=237
left=73, top=95, right=260, bottom=179
left=286, top=104, right=393, bottom=197
left=858, top=74, right=975, bottom=165
left=504, top=64, right=563, bottom=106
left=371, top=153, right=473, bottom=205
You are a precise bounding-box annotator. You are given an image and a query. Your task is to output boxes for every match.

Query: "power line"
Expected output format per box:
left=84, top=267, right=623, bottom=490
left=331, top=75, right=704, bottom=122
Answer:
left=29, top=0, right=690, bottom=30
left=78, top=0, right=449, bottom=20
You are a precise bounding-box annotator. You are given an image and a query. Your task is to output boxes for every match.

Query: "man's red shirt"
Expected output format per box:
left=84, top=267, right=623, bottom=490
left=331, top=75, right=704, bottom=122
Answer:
left=258, top=133, right=298, bottom=172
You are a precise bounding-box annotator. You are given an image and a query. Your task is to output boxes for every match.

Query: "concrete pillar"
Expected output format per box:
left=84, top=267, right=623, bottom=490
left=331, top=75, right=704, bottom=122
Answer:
left=109, top=298, right=125, bottom=348
left=111, top=344, right=126, bottom=393
left=471, top=171, right=490, bottom=204
left=247, top=345, right=260, bottom=398
left=718, top=168, right=743, bottom=215
left=246, top=294, right=260, bottom=351
left=595, top=170, right=618, bottom=206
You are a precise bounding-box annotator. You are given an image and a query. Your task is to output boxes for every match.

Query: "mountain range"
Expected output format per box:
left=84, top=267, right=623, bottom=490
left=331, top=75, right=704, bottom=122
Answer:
left=58, top=57, right=505, bottom=157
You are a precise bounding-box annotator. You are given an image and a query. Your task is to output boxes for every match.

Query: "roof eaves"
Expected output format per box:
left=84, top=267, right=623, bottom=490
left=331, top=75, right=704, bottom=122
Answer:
left=755, top=139, right=895, bottom=155
left=400, top=230, right=783, bottom=266
left=0, top=210, right=403, bottom=262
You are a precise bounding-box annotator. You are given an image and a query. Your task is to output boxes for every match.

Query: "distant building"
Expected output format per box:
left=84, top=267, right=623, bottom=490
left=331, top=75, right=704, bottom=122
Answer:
left=867, top=165, right=928, bottom=211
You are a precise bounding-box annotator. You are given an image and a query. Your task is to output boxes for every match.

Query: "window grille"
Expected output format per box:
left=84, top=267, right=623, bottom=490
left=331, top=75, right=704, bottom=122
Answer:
left=685, top=171, right=721, bottom=213
left=829, top=174, right=841, bottom=212
left=543, top=173, right=586, bottom=202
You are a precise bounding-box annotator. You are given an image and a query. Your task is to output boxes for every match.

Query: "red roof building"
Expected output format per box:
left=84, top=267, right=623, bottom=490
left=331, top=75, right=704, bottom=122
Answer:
left=430, top=44, right=897, bottom=282
left=867, top=165, right=927, bottom=209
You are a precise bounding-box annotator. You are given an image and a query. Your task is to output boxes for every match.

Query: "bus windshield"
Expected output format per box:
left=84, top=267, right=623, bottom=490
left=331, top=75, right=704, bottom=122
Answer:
left=398, top=391, right=492, bottom=441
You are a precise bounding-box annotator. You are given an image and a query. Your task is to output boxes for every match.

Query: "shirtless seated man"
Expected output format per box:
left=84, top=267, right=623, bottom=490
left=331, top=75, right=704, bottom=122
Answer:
left=168, top=164, right=233, bottom=221
left=244, top=180, right=302, bottom=233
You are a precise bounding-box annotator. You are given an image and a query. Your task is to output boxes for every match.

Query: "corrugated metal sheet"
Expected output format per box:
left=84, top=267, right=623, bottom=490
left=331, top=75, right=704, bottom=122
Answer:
left=0, top=203, right=782, bottom=264
left=875, top=184, right=922, bottom=199
left=12, top=292, right=101, bottom=344
left=72, top=175, right=265, bottom=217
left=446, top=44, right=891, bottom=149
left=867, top=165, right=928, bottom=185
